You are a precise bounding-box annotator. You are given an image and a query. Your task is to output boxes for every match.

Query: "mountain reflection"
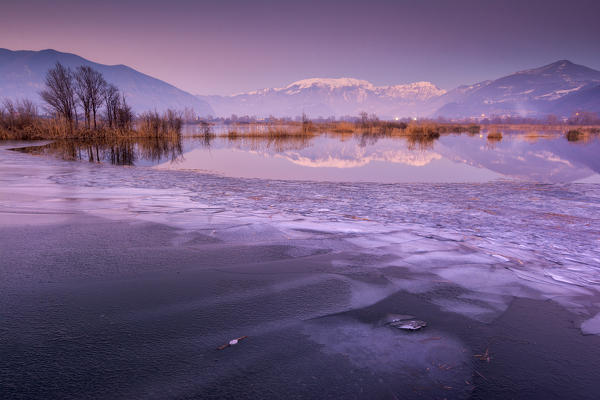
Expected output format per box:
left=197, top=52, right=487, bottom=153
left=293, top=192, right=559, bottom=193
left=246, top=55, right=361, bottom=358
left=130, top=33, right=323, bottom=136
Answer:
left=12, top=131, right=600, bottom=183
left=189, top=133, right=599, bottom=183
left=437, top=134, right=600, bottom=182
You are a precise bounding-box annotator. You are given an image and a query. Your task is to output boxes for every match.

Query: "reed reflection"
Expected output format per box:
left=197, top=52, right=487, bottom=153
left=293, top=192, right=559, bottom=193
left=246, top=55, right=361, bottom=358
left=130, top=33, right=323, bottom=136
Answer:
left=15, top=136, right=183, bottom=166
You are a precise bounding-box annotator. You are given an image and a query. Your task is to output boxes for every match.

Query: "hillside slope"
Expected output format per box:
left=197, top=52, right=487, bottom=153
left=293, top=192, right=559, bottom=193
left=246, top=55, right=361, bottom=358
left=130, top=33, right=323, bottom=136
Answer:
left=0, top=49, right=213, bottom=115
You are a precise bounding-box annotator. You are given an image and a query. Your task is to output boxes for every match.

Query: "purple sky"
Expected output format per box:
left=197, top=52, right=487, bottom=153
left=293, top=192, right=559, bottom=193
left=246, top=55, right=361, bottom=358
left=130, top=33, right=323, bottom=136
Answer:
left=2, top=0, right=600, bottom=95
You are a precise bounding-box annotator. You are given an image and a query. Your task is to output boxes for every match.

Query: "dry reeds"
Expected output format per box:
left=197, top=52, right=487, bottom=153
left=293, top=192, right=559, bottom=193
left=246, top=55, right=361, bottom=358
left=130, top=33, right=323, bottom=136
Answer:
left=487, top=131, right=503, bottom=141
left=566, top=130, right=586, bottom=142
left=1, top=98, right=185, bottom=141
left=213, top=121, right=482, bottom=147
left=223, top=124, right=317, bottom=139
left=403, top=124, right=441, bottom=138
left=137, top=109, right=183, bottom=138
left=221, top=123, right=316, bottom=152
left=0, top=99, right=55, bottom=140
left=330, top=121, right=356, bottom=133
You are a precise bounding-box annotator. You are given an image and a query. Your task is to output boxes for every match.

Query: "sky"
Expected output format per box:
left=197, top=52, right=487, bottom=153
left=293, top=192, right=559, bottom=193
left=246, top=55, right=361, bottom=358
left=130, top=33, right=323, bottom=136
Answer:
left=2, top=0, right=600, bottom=95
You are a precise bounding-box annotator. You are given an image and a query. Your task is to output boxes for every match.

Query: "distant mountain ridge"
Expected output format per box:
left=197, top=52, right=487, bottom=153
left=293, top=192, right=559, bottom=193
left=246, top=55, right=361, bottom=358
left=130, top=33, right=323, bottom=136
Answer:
left=199, top=78, right=445, bottom=118
left=0, top=48, right=213, bottom=115
left=1, top=49, right=598, bottom=119
left=434, top=60, right=600, bottom=118
left=200, top=60, right=600, bottom=119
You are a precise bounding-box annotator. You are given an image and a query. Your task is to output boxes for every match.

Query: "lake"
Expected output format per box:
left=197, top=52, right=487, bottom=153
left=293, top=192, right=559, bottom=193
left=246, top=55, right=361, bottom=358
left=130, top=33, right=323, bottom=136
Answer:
left=13, top=126, right=600, bottom=184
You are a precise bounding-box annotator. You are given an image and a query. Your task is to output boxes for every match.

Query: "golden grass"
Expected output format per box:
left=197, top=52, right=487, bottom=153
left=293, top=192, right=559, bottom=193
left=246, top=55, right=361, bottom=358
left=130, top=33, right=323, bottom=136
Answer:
left=220, top=124, right=318, bottom=139
left=330, top=121, right=356, bottom=133
left=7, top=115, right=598, bottom=147
left=1, top=113, right=183, bottom=141
left=0, top=117, right=66, bottom=140
left=487, top=131, right=503, bottom=141
left=214, top=121, right=481, bottom=140
left=136, top=110, right=183, bottom=139
left=486, top=123, right=600, bottom=134
left=564, top=129, right=597, bottom=143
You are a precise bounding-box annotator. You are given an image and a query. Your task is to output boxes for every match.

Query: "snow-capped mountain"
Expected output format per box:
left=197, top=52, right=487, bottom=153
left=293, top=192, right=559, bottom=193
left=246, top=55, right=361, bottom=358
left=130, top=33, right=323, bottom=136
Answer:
left=434, top=60, right=600, bottom=118
left=201, top=60, right=600, bottom=119
left=2, top=50, right=598, bottom=119
left=199, top=78, right=446, bottom=118
left=0, top=49, right=213, bottom=114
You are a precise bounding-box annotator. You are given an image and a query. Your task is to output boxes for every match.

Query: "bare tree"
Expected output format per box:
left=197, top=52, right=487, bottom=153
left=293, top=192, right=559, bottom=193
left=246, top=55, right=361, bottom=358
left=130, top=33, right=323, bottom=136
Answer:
left=545, top=114, right=560, bottom=125
left=40, top=62, right=77, bottom=132
left=103, top=84, right=120, bottom=128
left=1, top=99, right=38, bottom=131
left=115, top=94, right=133, bottom=130
left=182, top=107, right=196, bottom=123
left=89, top=69, right=106, bottom=129
left=74, top=66, right=93, bottom=129
left=359, top=111, right=369, bottom=128
left=73, top=66, right=106, bottom=130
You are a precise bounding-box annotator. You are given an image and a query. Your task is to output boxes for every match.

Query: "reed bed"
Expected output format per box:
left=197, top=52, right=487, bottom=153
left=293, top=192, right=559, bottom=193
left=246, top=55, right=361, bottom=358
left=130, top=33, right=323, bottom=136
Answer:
left=564, top=129, right=596, bottom=142
left=136, top=110, right=183, bottom=138
left=209, top=120, right=484, bottom=153
left=0, top=107, right=183, bottom=141
left=215, top=121, right=481, bottom=139
left=222, top=124, right=318, bottom=139
left=220, top=124, right=317, bottom=152
left=487, top=131, right=503, bottom=141
left=485, top=124, right=600, bottom=135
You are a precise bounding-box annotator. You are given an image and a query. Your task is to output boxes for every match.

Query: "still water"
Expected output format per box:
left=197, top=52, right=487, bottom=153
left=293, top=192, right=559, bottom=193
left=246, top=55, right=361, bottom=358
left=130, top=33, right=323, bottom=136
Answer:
left=13, top=127, right=600, bottom=183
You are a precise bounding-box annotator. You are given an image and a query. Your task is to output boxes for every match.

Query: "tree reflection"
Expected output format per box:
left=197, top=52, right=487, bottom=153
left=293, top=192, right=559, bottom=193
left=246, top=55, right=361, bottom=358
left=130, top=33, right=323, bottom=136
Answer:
left=15, top=136, right=183, bottom=166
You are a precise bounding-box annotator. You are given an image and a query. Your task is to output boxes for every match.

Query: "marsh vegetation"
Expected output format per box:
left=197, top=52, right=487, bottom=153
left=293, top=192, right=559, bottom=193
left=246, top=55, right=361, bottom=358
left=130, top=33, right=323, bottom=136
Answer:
left=564, top=129, right=600, bottom=142
left=194, top=116, right=600, bottom=150
left=2, top=64, right=599, bottom=155
left=487, top=131, right=503, bottom=141
left=0, top=62, right=182, bottom=140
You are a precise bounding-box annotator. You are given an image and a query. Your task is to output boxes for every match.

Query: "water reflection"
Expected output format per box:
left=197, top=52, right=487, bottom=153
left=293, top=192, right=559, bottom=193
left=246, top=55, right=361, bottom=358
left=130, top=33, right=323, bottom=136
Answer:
left=356, top=130, right=439, bottom=151
left=226, top=134, right=315, bottom=153
left=14, top=136, right=184, bottom=166
left=10, top=128, right=600, bottom=183
left=439, top=134, right=600, bottom=182
left=178, top=131, right=599, bottom=183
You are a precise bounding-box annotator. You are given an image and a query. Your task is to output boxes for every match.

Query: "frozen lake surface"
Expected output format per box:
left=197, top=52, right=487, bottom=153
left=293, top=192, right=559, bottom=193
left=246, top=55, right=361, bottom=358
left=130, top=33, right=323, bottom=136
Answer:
left=2, top=132, right=600, bottom=399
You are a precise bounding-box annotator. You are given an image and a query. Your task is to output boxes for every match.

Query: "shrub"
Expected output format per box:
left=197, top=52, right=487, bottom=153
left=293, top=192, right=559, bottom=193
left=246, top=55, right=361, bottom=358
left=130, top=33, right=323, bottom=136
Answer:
left=487, top=131, right=503, bottom=141
left=566, top=130, right=583, bottom=141
left=137, top=110, right=183, bottom=138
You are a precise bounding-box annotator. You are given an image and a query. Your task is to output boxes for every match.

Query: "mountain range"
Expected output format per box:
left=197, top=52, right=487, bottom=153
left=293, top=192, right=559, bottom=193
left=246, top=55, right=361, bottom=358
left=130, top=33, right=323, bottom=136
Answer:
left=199, top=78, right=446, bottom=118
left=1, top=49, right=599, bottom=119
left=0, top=49, right=213, bottom=115
left=434, top=60, right=600, bottom=118
left=199, top=60, right=600, bottom=119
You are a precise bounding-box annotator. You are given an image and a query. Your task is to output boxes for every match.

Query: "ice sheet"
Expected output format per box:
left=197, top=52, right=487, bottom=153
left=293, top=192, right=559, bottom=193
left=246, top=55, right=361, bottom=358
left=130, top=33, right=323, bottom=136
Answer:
left=2, top=145, right=600, bottom=334
left=581, top=313, right=600, bottom=335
